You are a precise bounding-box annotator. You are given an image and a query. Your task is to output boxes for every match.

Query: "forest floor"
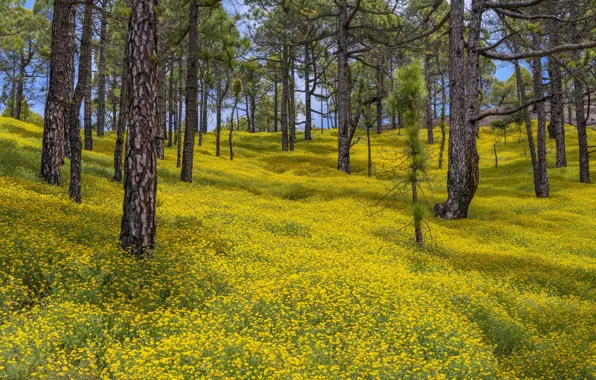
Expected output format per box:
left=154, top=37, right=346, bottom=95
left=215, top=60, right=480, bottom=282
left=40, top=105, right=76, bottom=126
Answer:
left=0, top=117, right=595, bottom=379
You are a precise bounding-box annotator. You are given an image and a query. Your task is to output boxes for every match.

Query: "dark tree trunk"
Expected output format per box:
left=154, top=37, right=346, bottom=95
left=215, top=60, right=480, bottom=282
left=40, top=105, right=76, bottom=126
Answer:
left=250, top=94, right=256, bottom=132
left=289, top=51, right=296, bottom=150
left=376, top=63, right=383, bottom=135
left=304, top=44, right=312, bottom=140
left=215, top=84, right=222, bottom=157
left=337, top=0, right=351, bottom=173
left=181, top=0, right=198, bottom=183
left=273, top=79, right=278, bottom=133
left=15, top=53, right=26, bottom=120
left=120, top=0, right=159, bottom=256
left=177, top=58, right=183, bottom=168
left=156, top=29, right=167, bottom=160
left=281, top=45, right=289, bottom=151
left=198, top=80, right=204, bottom=145
left=67, top=0, right=93, bottom=203
left=230, top=98, right=237, bottom=160
left=424, top=55, right=434, bottom=144
left=438, top=73, right=447, bottom=169
left=571, top=6, right=590, bottom=184
left=96, top=0, right=108, bottom=137
left=113, top=39, right=129, bottom=182
left=547, top=0, right=566, bottom=167
left=84, top=61, right=93, bottom=151
left=8, top=54, right=16, bottom=118
left=434, top=0, right=480, bottom=219
left=515, top=60, right=541, bottom=196
left=201, top=79, right=208, bottom=134
left=41, top=0, right=76, bottom=186
left=168, top=61, right=174, bottom=148
left=531, top=39, right=550, bottom=198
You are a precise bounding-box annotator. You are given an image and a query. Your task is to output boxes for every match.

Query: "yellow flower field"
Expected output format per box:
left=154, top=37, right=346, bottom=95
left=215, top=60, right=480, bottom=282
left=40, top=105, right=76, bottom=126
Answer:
left=0, top=117, right=595, bottom=379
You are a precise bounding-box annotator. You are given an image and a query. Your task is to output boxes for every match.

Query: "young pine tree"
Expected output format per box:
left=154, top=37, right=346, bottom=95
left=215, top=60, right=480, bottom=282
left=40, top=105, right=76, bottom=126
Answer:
left=391, top=62, right=430, bottom=247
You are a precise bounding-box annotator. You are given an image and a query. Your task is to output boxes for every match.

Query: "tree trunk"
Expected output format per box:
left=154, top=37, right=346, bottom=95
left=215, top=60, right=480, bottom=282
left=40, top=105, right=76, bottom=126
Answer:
left=438, top=72, right=447, bottom=169
left=177, top=58, right=183, bottom=168
left=41, top=0, right=76, bottom=186
left=434, top=0, right=479, bottom=219
left=250, top=93, right=256, bottom=133
left=84, top=62, right=93, bottom=151
left=304, top=44, right=312, bottom=140
left=156, top=28, right=167, bottom=160
left=273, top=79, right=278, bottom=133
left=530, top=43, right=550, bottom=198
left=424, top=55, right=434, bottom=144
left=96, top=0, right=108, bottom=137
left=547, top=0, right=566, bottom=167
left=376, top=63, right=383, bottom=135
left=337, top=0, right=351, bottom=173
left=15, top=53, right=25, bottom=120
left=201, top=78, right=208, bottom=135
left=571, top=5, right=590, bottom=183
left=67, top=0, right=93, bottom=203
left=289, top=50, right=296, bottom=150
left=120, top=0, right=159, bottom=256
left=113, top=39, right=129, bottom=182
left=168, top=61, right=174, bottom=148
left=230, top=99, right=236, bottom=160
left=281, top=45, right=289, bottom=151
left=215, top=84, right=222, bottom=157
left=181, top=0, right=198, bottom=183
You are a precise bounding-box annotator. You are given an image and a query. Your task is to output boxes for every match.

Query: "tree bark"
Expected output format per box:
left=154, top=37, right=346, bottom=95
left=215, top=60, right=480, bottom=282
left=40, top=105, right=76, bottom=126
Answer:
left=168, top=61, right=174, bottom=148
left=304, top=44, right=312, bottom=140
left=41, top=0, right=76, bottom=186
left=67, top=0, right=93, bottom=203
left=84, top=66, right=93, bottom=151
left=273, top=79, right=278, bottom=133
left=337, top=0, right=351, bottom=173
left=177, top=57, right=183, bottom=168
left=547, top=0, right=566, bottom=167
left=434, top=0, right=479, bottom=219
left=289, top=50, right=296, bottom=150
left=113, top=38, right=129, bottom=182
left=181, top=0, right=198, bottom=183
left=281, top=45, right=289, bottom=151
left=424, top=55, right=434, bottom=144
left=571, top=5, right=590, bottom=184
left=531, top=39, right=550, bottom=198
left=376, top=63, right=383, bottom=135
left=120, top=0, right=159, bottom=256
left=96, top=0, right=108, bottom=137
left=156, top=27, right=167, bottom=160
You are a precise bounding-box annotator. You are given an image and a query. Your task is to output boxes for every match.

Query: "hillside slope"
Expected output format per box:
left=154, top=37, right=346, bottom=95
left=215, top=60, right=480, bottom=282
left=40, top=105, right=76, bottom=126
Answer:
left=0, top=117, right=595, bottom=379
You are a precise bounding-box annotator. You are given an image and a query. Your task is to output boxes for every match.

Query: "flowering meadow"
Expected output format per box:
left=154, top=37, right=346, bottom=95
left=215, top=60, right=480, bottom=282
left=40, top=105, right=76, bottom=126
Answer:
left=0, top=117, right=595, bottom=379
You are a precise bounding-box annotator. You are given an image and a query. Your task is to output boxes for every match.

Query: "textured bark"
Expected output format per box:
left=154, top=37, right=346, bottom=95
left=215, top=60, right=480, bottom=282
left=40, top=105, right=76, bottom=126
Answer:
left=376, top=64, right=383, bottom=135
left=230, top=99, right=237, bottom=160
left=198, top=81, right=204, bottom=145
left=273, top=79, right=278, bottom=133
left=67, top=0, right=93, bottom=203
left=176, top=58, right=183, bottom=168
left=156, top=29, right=167, bottom=160
left=289, top=52, right=296, bottom=150
left=15, top=48, right=32, bottom=120
left=41, top=0, right=76, bottom=186
left=304, top=44, right=312, bottom=140
left=424, top=55, right=434, bottom=144
left=180, top=0, right=198, bottom=183
left=201, top=79, right=208, bottom=134
left=168, top=61, right=174, bottom=148
left=120, top=0, right=159, bottom=256
left=336, top=0, right=351, bottom=173
left=531, top=42, right=550, bottom=198
left=547, top=0, right=566, bottom=167
left=113, top=39, right=129, bottom=182
left=96, top=0, right=108, bottom=137
left=250, top=93, right=256, bottom=133
left=281, top=45, right=289, bottom=151
left=571, top=6, right=590, bottom=183
left=84, top=67, right=93, bottom=151
left=215, top=84, right=222, bottom=157
left=438, top=73, right=447, bottom=170
left=434, top=0, right=479, bottom=219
